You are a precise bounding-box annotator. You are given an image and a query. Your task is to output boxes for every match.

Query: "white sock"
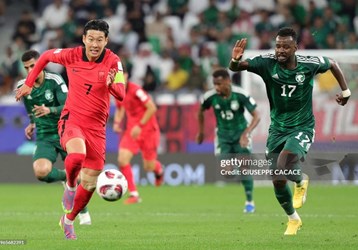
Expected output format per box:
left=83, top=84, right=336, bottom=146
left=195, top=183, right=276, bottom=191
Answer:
left=245, top=201, right=255, bottom=205
left=288, top=211, right=301, bottom=221
left=130, top=191, right=139, bottom=197
left=66, top=182, right=77, bottom=191
left=64, top=216, right=74, bottom=225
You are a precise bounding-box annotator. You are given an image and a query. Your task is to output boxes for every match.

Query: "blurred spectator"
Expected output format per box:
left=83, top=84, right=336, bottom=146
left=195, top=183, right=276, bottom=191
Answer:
left=157, top=49, right=174, bottom=84
left=167, top=0, right=188, bottom=21
left=185, top=63, right=207, bottom=92
left=12, top=10, right=37, bottom=48
left=0, top=0, right=6, bottom=25
left=111, top=21, right=139, bottom=56
left=0, top=46, right=23, bottom=95
left=41, top=0, right=69, bottom=32
left=123, top=0, right=146, bottom=43
left=164, top=61, right=188, bottom=92
left=145, top=11, right=169, bottom=53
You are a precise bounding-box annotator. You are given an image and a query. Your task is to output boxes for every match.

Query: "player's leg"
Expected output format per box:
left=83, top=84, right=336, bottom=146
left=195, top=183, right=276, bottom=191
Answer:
left=33, top=140, right=66, bottom=183
left=60, top=167, right=100, bottom=239
left=282, top=130, right=313, bottom=209
left=235, top=144, right=255, bottom=213
left=267, top=134, right=302, bottom=235
left=59, top=130, right=104, bottom=240
left=141, top=131, right=163, bottom=186
left=58, top=123, right=87, bottom=213
left=118, top=132, right=141, bottom=204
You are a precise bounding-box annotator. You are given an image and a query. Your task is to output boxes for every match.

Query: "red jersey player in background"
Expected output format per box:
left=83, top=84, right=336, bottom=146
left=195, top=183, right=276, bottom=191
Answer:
left=15, top=19, right=126, bottom=240
left=113, top=72, right=163, bottom=204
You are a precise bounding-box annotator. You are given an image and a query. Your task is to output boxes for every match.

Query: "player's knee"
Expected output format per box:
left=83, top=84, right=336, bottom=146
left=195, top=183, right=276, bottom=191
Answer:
left=143, top=162, right=155, bottom=172
left=80, top=170, right=100, bottom=191
left=65, top=153, right=86, bottom=168
left=118, top=156, right=130, bottom=167
left=33, top=162, right=51, bottom=180
left=272, top=179, right=287, bottom=188
left=277, top=151, right=299, bottom=170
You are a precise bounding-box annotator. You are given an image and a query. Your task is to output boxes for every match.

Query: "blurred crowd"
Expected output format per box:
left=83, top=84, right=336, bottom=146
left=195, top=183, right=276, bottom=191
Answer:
left=0, top=0, right=358, bottom=99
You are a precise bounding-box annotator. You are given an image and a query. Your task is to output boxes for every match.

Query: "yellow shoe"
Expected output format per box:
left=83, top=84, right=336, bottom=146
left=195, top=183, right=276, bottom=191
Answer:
left=284, top=218, right=302, bottom=235
left=293, top=174, right=309, bottom=209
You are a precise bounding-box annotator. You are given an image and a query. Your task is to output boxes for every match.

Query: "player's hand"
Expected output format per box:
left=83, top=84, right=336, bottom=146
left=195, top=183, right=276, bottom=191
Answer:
left=130, top=125, right=141, bottom=139
left=107, top=68, right=116, bottom=86
left=113, top=122, right=122, bottom=133
left=239, top=132, right=250, bottom=148
left=196, top=132, right=204, bottom=144
left=231, top=39, right=247, bottom=61
left=335, top=93, right=350, bottom=106
left=25, top=123, right=35, bottom=140
left=32, top=104, right=50, bottom=118
left=15, top=84, right=32, bottom=101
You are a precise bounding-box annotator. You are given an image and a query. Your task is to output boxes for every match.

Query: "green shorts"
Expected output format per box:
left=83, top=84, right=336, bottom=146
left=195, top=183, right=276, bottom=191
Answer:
left=266, top=128, right=315, bottom=161
left=215, top=132, right=252, bottom=155
left=33, top=138, right=67, bottom=163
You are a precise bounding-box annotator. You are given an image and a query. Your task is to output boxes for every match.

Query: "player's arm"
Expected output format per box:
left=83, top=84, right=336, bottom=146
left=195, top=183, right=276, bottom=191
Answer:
left=328, top=58, right=351, bottom=106
left=22, top=98, right=36, bottom=140
left=107, top=61, right=126, bottom=101
left=130, top=98, right=157, bottom=139
left=113, top=104, right=125, bottom=133
left=51, top=81, right=68, bottom=115
left=229, top=39, right=250, bottom=72
left=15, top=50, right=62, bottom=101
left=196, top=106, right=206, bottom=144
left=240, top=109, right=260, bottom=148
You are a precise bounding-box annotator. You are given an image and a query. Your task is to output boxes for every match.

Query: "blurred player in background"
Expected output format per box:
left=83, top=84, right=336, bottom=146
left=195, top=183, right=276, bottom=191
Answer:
left=229, top=27, right=351, bottom=235
left=113, top=72, right=163, bottom=205
left=196, top=68, right=260, bottom=213
left=18, top=50, right=91, bottom=226
left=15, top=20, right=126, bottom=240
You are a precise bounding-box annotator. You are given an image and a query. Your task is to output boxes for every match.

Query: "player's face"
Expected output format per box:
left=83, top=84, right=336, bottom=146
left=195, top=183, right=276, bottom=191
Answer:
left=23, top=58, right=41, bottom=82
left=275, top=36, right=297, bottom=63
left=83, top=30, right=108, bottom=61
left=213, top=77, right=230, bottom=97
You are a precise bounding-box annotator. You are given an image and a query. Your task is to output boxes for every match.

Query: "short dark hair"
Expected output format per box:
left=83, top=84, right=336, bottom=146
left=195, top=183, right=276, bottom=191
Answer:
left=212, top=68, right=230, bottom=79
left=83, top=19, right=109, bottom=37
left=277, top=27, right=297, bottom=42
left=21, top=50, right=40, bottom=62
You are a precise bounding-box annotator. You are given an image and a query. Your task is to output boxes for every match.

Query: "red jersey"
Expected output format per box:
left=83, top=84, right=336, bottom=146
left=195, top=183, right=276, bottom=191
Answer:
left=116, top=82, right=158, bottom=131
left=25, top=47, right=125, bottom=129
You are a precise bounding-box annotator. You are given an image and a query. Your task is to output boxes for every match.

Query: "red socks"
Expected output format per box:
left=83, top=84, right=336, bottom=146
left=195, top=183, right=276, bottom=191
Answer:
left=120, top=164, right=137, bottom=193
left=65, top=153, right=86, bottom=187
left=67, top=184, right=93, bottom=221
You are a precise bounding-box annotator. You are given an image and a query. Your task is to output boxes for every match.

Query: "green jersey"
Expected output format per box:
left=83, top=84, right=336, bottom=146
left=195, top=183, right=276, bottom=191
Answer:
left=201, top=85, right=257, bottom=142
left=17, top=71, right=68, bottom=140
left=246, top=54, right=330, bottom=133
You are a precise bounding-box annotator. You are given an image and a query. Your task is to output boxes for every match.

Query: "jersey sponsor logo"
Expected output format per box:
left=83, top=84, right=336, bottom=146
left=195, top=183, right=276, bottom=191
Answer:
left=272, top=73, right=279, bottom=79
left=98, top=71, right=105, bottom=81
left=45, top=89, right=54, bottom=102
left=230, top=100, right=239, bottom=111
left=295, top=72, right=305, bottom=84
left=54, top=48, right=63, bottom=54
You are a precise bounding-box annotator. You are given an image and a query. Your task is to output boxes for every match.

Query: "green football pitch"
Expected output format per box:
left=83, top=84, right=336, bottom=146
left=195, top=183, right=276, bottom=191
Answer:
left=1, top=184, right=357, bottom=250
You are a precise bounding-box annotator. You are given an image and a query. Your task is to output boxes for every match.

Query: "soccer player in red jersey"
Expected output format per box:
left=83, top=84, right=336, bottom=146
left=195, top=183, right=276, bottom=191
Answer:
left=113, top=73, right=163, bottom=204
left=15, top=19, right=126, bottom=240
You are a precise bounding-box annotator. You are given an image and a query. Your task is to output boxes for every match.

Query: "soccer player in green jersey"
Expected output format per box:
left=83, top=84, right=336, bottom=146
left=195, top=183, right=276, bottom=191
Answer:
left=196, top=68, right=260, bottom=213
left=229, top=27, right=351, bottom=235
left=17, top=50, right=91, bottom=225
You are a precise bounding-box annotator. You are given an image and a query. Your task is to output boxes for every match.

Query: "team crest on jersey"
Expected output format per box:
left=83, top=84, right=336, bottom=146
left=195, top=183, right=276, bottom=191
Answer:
left=214, top=104, right=221, bottom=109
left=230, top=100, right=239, bottom=110
left=44, top=90, right=54, bottom=101
left=98, top=71, right=105, bottom=82
left=295, top=72, right=305, bottom=84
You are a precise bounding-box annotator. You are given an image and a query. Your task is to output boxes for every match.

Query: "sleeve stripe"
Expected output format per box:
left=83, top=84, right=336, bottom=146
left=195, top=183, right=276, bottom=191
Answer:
left=45, top=72, right=65, bottom=85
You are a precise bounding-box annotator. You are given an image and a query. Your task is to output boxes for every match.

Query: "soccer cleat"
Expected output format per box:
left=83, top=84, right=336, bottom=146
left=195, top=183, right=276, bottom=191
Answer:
left=155, top=171, right=164, bottom=186
left=123, top=195, right=142, bottom=205
left=62, top=184, right=76, bottom=213
left=59, top=215, right=77, bottom=240
left=78, top=211, right=92, bottom=225
left=243, top=201, right=255, bottom=213
left=293, top=174, right=309, bottom=209
left=284, top=218, right=302, bottom=235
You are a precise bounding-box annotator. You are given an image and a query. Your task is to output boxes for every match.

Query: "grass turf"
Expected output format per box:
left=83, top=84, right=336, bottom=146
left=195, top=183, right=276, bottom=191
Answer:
left=0, top=183, right=357, bottom=250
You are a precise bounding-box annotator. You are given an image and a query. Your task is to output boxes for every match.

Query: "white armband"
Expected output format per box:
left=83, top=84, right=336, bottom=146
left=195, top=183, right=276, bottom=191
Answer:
left=342, top=89, right=351, bottom=98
